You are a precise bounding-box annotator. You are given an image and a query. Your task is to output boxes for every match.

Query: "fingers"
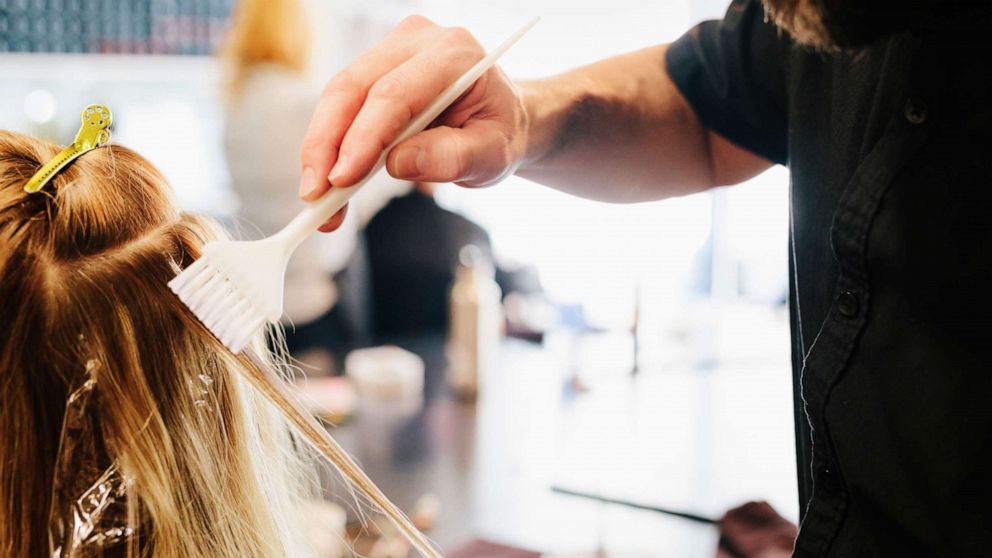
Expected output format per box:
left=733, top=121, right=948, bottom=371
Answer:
left=329, top=27, right=485, bottom=189
left=299, top=15, right=437, bottom=201
left=301, top=15, right=526, bottom=237
left=386, top=119, right=513, bottom=187
left=317, top=203, right=349, bottom=233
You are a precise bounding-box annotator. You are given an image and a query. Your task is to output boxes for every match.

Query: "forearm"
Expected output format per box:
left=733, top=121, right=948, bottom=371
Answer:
left=300, top=15, right=772, bottom=234
left=517, top=44, right=750, bottom=202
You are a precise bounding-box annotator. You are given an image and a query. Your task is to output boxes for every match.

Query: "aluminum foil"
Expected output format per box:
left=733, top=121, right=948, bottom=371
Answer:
left=49, top=360, right=134, bottom=558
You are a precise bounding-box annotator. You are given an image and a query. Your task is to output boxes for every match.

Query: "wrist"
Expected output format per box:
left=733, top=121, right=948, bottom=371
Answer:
left=515, top=79, right=556, bottom=171
left=514, top=73, right=598, bottom=174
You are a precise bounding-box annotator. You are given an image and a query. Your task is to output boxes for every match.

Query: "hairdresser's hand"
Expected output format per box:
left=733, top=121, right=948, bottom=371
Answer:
left=299, top=15, right=529, bottom=231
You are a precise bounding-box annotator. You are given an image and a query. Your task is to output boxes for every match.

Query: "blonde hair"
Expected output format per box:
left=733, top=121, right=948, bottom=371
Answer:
left=219, top=0, right=312, bottom=98
left=0, top=131, right=438, bottom=558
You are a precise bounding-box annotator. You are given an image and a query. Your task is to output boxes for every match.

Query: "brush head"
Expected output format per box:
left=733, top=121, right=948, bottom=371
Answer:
left=169, top=238, right=288, bottom=353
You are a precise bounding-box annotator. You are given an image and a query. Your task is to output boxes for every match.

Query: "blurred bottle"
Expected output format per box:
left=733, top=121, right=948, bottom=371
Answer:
left=447, top=245, right=502, bottom=400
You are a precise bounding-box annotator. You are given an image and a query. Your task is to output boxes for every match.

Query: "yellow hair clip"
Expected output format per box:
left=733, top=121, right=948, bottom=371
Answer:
left=24, top=104, right=113, bottom=194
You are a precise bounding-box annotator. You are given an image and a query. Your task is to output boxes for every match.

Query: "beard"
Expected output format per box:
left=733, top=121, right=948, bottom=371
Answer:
left=761, top=0, right=936, bottom=52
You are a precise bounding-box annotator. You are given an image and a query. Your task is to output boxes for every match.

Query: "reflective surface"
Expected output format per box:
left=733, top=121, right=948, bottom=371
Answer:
left=317, top=303, right=797, bottom=557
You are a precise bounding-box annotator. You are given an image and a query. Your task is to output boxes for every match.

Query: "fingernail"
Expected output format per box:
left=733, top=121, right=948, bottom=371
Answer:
left=392, top=146, right=422, bottom=177
left=328, top=155, right=349, bottom=185
left=299, top=167, right=319, bottom=200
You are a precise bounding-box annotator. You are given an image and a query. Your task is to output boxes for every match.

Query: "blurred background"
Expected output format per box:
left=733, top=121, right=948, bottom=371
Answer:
left=1, top=0, right=796, bottom=556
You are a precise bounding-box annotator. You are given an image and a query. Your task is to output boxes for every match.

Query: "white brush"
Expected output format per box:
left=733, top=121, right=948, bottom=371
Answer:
left=170, top=18, right=538, bottom=353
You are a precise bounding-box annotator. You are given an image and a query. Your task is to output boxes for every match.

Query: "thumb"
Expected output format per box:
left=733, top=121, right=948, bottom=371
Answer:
left=386, top=122, right=513, bottom=187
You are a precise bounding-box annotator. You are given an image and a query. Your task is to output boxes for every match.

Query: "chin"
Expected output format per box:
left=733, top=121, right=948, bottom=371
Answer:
left=762, top=0, right=935, bottom=53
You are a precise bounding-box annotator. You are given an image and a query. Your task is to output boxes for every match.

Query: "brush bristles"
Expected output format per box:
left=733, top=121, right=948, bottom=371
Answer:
left=169, top=260, right=267, bottom=352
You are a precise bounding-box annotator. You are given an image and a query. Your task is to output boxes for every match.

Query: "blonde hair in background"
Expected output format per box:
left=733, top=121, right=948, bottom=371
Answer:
left=219, top=0, right=312, bottom=99
left=0, top=130, right=439, bottom=558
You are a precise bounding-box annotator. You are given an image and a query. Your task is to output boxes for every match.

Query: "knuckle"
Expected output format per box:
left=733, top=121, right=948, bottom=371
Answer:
left=446, top=147, right=472, bottom=180
left=473, top=136, right=512, bottom=183
left=322, top=69, right=357, bottom=97
left=465, top=37, right=485, bottom=58
left=397, top=14, right=434, bottom=32
left=441, top=26, right=475, bottom=47
left=443, top=30, right=484, bottom=63
left=368, top=75, right=405, bottom=101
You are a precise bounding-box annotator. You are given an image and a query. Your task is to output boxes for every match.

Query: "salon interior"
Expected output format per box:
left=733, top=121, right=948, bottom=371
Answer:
left=2, top=0, right=797, bottom=556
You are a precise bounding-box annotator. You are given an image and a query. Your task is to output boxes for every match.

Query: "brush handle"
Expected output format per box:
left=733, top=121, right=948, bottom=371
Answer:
left=277, top=17, right=539, bottom=251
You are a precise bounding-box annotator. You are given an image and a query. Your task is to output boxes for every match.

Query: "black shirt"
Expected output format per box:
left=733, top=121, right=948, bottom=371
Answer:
left=365, top=191, right=493, bottom=337
left=667, top=1, right=992, bottom=555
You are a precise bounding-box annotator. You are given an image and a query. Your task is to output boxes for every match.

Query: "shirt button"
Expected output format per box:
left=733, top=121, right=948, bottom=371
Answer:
left=904, top=97, right=928, bottom=125
left=837, top=290, right=859, bottom=318
left=816, top=465, right=840, bottom=491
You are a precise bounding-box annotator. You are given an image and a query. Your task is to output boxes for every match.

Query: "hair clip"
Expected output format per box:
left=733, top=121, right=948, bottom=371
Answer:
left=24, top=104, right=113, bottom=194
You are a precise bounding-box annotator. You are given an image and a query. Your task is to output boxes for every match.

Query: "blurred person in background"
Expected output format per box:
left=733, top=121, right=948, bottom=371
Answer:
left=365, top=181, right=493, bottom=339
left=295, top=0, right=992, bottom=556
left=366, top=181, right=547, bottom=344
left=219, top=0, right=369, bottom=362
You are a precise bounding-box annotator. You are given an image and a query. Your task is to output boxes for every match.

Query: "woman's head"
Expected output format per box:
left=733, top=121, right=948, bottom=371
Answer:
left=0, top=130, right=311, bottom=557
left=0, top=128, right=438, bottom=558
left=219, top=0, right=312, bottom=98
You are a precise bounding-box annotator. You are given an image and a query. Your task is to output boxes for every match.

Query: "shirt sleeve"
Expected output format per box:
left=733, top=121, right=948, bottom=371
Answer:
left=666, top=0, right=789, bottom=165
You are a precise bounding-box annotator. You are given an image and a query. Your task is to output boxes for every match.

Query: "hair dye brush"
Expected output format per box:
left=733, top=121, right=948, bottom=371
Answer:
left=170, top=19, right=537, bottom=353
